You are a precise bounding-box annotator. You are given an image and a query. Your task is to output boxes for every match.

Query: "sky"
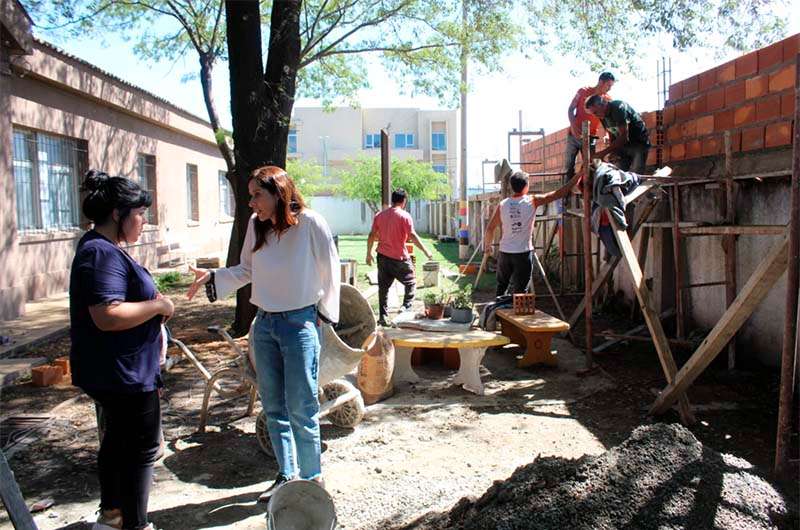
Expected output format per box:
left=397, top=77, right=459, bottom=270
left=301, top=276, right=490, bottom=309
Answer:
left=32, top=4, right=799, bottom=191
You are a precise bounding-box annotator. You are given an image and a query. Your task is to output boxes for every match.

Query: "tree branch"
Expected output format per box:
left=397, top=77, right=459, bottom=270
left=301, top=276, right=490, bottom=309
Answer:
left=301, top=41, right=457, bottom=67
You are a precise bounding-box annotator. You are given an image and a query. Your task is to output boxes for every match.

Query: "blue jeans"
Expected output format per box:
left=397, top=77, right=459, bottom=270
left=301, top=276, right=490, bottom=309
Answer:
left=251, top=305, right=321, bottom=480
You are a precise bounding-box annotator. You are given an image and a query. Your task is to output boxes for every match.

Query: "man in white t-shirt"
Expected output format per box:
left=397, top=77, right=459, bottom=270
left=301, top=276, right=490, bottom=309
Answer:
left=483, top=171, right=580, bottom=297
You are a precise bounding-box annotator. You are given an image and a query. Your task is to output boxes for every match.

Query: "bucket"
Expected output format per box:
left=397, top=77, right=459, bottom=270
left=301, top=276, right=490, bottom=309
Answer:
left=422, top=261, right=440, bottom=288
left=267, top=480, right=337, bottom=530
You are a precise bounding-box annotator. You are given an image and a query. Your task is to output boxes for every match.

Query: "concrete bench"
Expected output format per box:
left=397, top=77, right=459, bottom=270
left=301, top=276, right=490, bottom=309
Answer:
left=383, top=328, right=509, bottom=395
left=495, top=309, right=570, bottom=368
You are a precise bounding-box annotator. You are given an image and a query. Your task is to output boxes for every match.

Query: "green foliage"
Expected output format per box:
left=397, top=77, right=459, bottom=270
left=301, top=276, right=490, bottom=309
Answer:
left=338, top=156, right=450, bottom=213
left=450, top=284, right=474, bottom=310
left=286, top=159, right=326, bottom=198
left=155, top=271, right=183, bottom=292
left=423, top=288, right=445, bottom=306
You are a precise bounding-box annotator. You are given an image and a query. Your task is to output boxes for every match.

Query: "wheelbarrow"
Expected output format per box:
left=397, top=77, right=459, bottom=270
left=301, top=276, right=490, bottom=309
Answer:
left=168, top=283, right=377, bottom=456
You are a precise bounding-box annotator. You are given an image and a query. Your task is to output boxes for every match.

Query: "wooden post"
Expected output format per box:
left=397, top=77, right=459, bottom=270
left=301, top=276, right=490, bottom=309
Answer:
left=651, top=235, right=790, bottom=415
left=581, top=121, right=593, bottom=366
left=723, top=131, right=738, bottom=370
left=380, top=129, right=391, bottom=209
left=0, top=449, right=37, bottom=529
left=775, top=55, right=800, bottom=476
left=631, top=224, right=652, bottom=320
left=671, top=184, right=686, bottom=339
left=610, top=216, right=695, bottom=425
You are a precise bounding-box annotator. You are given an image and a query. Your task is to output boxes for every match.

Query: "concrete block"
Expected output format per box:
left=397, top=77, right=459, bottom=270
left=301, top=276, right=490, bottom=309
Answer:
left=741, top=126, right=765, bottom=151
left=706, top=87, right=725, bottom=112
left=724, top=81, right=746, bottom=106
left=782, top=34, right=799, bottom=61
left=682, top=75, right=699, bottom=97
left=696, top=115, right=714, bottom=136
left=735, top=51, right=758, bottom=78
left=757, top=41, right=784, bottom=73
left=699, top=70, right=717, bottom=91
left=765, top=121, right=793, bottom=148
left=768, top=64, right=796, bottom=93
left=716, top=61, right=736, bottom=84
left=745, top=75, right=768, bottom=100
left=756, top=95, right=781, bottom=122
left=668, top=82, right=682, bottom=102
left=31, top=365, right=63, bottom=387
left=781, top=91, right=795, bottom=117
left=733, top=103, right=756, bottom=126
left=685, top=139, right=702, bottom=159
left=714, top=109, right=735, bottom=131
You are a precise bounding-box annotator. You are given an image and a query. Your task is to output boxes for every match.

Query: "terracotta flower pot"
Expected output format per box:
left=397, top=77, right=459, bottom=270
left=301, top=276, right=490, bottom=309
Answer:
left=425, top=303, right=445, bottom=320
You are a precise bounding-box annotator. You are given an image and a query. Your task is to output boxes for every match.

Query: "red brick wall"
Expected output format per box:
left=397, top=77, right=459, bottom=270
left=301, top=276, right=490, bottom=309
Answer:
left=664, top=34, right=797, bottom=161
left=519, top=34, right=797, bottom=178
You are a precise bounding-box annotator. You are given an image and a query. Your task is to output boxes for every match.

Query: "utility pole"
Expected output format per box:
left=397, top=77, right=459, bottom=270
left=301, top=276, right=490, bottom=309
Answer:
left=458, top=0, right=469, bottom=259
left=380, top=129, right=391, bottom=210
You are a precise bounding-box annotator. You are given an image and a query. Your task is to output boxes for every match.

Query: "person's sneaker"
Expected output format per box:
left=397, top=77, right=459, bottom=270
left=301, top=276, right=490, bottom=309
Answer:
left=257, top=474, right=293, bottom=503
left=377, top=318, right=388, bottom=327
left=92, top=509, right=122, bottom=530
left=401, top=302, right=413, bottom=312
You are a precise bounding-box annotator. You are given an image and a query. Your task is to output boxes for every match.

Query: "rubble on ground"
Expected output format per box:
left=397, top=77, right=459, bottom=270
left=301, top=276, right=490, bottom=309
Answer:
left=407, top=423, right=793, bottom=530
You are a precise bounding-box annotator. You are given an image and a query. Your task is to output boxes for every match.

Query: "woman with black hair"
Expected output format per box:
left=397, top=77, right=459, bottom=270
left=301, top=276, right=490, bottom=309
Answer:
left=187, top=165, right=339, bottom=502
left=69, top=170, right=173, bottom=530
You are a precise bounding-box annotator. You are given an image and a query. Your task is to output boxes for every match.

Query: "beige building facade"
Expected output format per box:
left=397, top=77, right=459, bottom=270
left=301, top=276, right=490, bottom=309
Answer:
left=290, top=106, right=460, bottom=196
left=1, top=1, right=231, bottom=321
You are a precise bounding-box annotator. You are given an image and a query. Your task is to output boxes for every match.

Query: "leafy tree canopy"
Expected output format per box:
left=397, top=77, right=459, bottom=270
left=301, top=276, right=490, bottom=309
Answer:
left=339, top=156, right=450, bottom=213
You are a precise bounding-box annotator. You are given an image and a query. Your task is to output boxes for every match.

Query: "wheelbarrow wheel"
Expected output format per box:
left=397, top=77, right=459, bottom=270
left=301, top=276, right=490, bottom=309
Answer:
left=323, top=380, right=365, bottom=429
left=255, top=411, right=275, bottom=459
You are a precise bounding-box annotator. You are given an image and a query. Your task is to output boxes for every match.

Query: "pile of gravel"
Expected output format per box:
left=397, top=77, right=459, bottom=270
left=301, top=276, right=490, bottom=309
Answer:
left=407, top=424, right=793, bottom=530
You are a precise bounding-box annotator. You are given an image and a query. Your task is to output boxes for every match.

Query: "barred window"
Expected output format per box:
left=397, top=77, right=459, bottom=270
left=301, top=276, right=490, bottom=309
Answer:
left=219, top=170, right=235, bottom=218
left=12, top=128, right=83, bottom=232
left=186, top=164, right=199, bottom=222
left=136, top=154, right=157, bottom=224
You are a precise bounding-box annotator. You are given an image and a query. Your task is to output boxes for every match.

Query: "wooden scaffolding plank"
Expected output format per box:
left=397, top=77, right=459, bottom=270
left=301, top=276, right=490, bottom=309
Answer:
left=650, top=235, right=790, bottom=415
left=0, top=449, right=37, bottom=530
left=610, top=216, right=695, bottom=425
left=680, top=225, right=787, bottom=236
left=567, top=197, right=659, bottom=328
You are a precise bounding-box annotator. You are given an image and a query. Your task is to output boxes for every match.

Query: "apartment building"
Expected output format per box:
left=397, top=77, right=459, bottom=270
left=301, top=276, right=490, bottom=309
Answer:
left=287, top=106, right=459, bottom=235
left=0, top=1, right=231, bottom=321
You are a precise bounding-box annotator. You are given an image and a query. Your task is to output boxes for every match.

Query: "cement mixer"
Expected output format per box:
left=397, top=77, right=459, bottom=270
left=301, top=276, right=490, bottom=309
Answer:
left=201, top=283, right=373, bottom=457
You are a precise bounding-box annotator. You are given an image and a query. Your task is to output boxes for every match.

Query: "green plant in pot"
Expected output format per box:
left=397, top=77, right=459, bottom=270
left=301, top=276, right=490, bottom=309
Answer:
left=422, top=288, right=445, bottom=320
left=449, top=284, right=474, bottom=323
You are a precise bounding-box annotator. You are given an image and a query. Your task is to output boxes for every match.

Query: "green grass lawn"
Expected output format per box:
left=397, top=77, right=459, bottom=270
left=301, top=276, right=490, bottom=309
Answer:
left=336, top=234, right=496, bottom=298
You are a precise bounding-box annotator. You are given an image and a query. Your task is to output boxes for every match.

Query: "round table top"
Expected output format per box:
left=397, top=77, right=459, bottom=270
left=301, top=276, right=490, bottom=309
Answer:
left=383, top=328, right=510, bottom=349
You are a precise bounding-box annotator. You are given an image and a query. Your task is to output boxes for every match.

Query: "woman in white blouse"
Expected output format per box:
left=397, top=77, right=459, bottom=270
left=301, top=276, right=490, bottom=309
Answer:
left=187, top=165, right=339, bottom=501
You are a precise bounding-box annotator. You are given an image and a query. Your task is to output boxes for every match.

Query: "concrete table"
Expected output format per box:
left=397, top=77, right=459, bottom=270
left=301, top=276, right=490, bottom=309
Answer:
left=383, top=328, right=509, bottom=395
left=496, top=309, right=570, bottom=367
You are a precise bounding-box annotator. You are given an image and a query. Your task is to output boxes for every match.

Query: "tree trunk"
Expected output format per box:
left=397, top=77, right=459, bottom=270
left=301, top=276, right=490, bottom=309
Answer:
left=224, top=0, right=301, bottom=336
left=199, top=51, right=235, bottom=171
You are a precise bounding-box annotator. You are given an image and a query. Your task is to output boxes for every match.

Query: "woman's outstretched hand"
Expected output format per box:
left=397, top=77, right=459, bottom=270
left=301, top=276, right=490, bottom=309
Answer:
left=187, top=264, right=211, bottom=300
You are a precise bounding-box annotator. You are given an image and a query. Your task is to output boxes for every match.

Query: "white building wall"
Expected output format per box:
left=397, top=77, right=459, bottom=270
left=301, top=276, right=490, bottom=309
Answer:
left=309, top=197, right=431, bottom=236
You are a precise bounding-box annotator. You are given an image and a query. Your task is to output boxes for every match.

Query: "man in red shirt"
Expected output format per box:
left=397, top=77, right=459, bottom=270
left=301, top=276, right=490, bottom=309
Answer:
left=367, top=189, right=433, bottom=325
left=564, top=72, right=615, bottom=180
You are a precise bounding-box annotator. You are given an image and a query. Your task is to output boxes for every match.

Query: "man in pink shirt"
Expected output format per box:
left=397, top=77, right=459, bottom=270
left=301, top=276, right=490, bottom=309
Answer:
left=366, top=189, right=432, bottom=325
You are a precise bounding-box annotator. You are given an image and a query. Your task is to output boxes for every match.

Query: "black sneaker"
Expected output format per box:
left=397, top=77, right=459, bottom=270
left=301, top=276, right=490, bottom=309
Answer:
left=377, top=318, right=388, bottom=327
left=257, top=474, right=292, bottom=503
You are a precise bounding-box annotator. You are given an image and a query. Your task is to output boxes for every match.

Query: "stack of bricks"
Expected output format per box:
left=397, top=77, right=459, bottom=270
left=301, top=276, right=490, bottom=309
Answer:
left=664, top=34, right=797, bottom=161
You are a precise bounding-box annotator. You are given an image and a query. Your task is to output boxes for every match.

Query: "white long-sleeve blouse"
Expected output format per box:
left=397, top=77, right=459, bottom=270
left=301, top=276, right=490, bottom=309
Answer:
left=214, top=210, right=340, bottom=323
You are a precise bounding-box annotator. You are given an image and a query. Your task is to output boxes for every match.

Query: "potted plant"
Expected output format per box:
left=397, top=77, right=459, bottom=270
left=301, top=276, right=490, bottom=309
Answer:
left=449, top=284, right=474, bottom=323
left=423, top=289, right=445, bottom=319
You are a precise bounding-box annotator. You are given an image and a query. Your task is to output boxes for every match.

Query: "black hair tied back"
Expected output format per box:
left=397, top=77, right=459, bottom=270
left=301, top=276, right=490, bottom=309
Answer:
left=81, top=169, right=152, bottom=227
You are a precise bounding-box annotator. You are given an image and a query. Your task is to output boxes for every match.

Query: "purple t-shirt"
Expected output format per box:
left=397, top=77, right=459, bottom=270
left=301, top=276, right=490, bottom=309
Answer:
left=69, top=231, right=162, bottom=393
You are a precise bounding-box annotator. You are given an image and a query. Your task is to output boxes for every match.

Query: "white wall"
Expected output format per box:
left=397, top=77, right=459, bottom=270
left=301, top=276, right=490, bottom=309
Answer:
left=309, top=196, right=431, bottom=235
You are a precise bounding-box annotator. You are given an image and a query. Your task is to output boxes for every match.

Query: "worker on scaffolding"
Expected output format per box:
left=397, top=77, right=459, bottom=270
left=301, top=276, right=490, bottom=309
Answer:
left=564, top=72, right=615, bottom=180
left=585, top=95, right=651, bottom=173
left=483, top=171, right=581, bottom=298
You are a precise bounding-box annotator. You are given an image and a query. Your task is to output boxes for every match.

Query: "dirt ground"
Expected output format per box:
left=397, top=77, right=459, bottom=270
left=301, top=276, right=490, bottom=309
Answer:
left=1, top=278, right=796, bottom=529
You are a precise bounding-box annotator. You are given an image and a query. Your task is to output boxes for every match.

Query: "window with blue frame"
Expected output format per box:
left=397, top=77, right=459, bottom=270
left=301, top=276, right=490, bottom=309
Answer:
left=431, top=132, right=446, bottom=151
left=365, top=133, right=381, bottom=148
left=394, top=133, right=414, bottom=148
left=287, top=128, right=297, bottom=154
left=432, top=164, right=446, bottom=174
